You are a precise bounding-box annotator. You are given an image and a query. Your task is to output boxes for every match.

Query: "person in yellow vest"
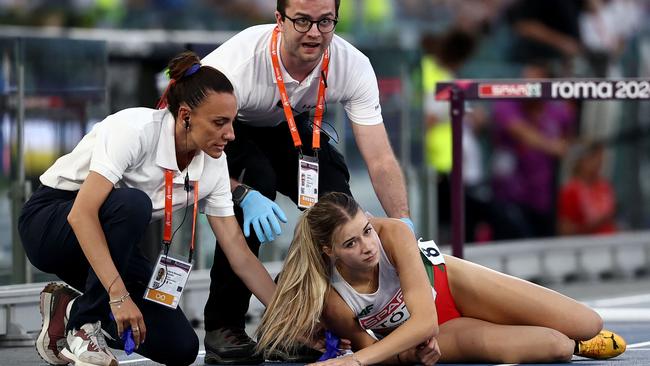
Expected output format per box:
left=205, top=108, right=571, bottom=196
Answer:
left=421, top=28, right=490, bottom=242
left=422, top=28, right=479, bottom=176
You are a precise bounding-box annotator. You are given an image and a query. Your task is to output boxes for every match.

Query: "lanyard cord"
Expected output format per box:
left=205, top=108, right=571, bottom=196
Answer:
left=270, top=26, right=330, bottom=153
left=163, top=170, right=199, bottom=262
left=153, top=183, right=190, bottom=290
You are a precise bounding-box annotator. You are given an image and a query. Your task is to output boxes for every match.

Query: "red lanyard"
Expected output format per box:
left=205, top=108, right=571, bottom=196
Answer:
left=163, top=170, right=199, bottom=256
left=270, top=26, right=329, bottom=151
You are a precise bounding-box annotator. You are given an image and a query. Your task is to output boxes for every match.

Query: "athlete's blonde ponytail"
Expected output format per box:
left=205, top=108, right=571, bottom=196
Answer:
left=255, top=192, right=360, bottom=355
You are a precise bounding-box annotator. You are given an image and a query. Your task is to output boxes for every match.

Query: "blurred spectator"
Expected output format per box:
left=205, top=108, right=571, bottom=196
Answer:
left=506, top=0, right=584, bottom=73
left=204, top=0, right=275, bottom=25
left=491, top=62, right=577, bottom=239
left=445, top=0, right=515, bottom=34
left=580, top=0, right=642, bottom=77
left=421, top=28, right=499, bottom=242
left=396, top=0, right=513, bottom=33
left=0, top=0, right=275, bottom=30
left=337, top=0, right=393, bottom=35
left=397, top=0, right=444, bottom=25
left=579, top=0, right=643, bottom=161
left=558, top=141, right=617, bottom=235
left=85, top=0, right=125, bottom=28
left=422, top=28, right=479, bottom=173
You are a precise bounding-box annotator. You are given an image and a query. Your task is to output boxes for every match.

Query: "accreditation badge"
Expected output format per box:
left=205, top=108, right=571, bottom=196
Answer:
left=298, top=155, right=319, bottom=209
left=144, top=253, right=193, bottom=309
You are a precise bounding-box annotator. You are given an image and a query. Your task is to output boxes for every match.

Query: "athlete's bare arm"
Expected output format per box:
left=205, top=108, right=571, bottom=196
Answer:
left=320, top=218, right=438, bottom=365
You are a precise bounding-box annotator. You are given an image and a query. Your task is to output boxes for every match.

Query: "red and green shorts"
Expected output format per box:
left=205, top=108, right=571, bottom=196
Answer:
left=420, top=253, right=461, bottom=325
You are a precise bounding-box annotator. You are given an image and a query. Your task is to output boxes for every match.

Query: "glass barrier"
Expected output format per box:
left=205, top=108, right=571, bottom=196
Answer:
left=0, top=37, right=108, bottom=285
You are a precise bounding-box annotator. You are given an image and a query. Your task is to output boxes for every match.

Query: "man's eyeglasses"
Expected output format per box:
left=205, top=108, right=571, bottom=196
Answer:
left=283, top=14, right=338, bottom=33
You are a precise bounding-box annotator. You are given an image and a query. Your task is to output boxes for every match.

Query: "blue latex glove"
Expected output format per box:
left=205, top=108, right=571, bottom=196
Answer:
left=318, top=331, right=340, bottom=361
left=400, top=217, right=415, bottom=234
left=240, top=190, right=288, bottom=243
left=109, top=314, right=136, bottom=355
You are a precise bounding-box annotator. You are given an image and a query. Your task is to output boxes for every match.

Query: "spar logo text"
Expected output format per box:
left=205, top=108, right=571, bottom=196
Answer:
left=478, top=83, right=542, bottom=98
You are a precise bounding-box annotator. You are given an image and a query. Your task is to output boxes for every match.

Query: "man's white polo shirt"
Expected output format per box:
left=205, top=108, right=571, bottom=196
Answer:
left=202, top=24, right=383, bottom=127
left=40, top=108, right=234, bottom=220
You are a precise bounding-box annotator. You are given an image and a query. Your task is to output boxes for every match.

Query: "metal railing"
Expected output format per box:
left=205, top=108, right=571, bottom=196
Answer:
left=1, top=231, right=648, bottom=346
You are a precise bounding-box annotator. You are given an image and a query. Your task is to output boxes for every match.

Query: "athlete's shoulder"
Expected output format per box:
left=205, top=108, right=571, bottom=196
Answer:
left=371, top=217, right=411, bottom=243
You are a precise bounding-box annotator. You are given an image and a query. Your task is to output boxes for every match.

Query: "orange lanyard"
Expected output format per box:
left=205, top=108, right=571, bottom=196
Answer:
left=270, top=26, right=330, bottom=151
left=163, top=170, right=199, bottom=258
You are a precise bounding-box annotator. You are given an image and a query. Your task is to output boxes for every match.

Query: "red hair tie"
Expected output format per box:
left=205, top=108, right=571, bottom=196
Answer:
left=156, top=78, right=176, bottom=109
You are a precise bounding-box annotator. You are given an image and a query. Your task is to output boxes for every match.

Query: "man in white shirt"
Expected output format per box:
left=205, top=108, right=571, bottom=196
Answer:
left=201, top=1, right=412, bottom=363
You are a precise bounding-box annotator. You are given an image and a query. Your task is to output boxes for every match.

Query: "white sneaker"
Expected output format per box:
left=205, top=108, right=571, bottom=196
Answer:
left=60, top=321, right=118, bottom=366
left=36, top=282, right=80, bottom=365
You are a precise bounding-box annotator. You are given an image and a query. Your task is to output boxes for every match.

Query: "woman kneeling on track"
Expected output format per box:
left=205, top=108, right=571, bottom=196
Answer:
left=18, top=51, right=277, bottom=366
left=256, top=192, right=626, bottom=365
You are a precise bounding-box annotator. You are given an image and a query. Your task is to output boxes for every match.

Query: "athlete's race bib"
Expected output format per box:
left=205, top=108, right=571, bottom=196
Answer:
left=417, top=239, right=445, bottom=266
left=357, top=289, right=410, bottom=330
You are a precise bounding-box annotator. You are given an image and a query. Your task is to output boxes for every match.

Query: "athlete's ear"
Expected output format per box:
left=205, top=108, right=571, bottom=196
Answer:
left=322, top=245, right=334, bottom=258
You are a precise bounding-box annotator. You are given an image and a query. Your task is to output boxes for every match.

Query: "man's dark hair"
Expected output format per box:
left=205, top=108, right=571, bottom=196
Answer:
left=277, top=0, right=341, bottom=18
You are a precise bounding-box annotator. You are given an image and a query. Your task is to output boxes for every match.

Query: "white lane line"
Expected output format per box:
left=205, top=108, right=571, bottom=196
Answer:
left=118, top=358, right=151, bottom=364
left=586, top=293, right=650, bottom=307
left=629, top=341, right=650, bottom=349
left=118, top=360, right=147, bottom=365
left=593, top=307, right=650, bottom=321
left=118, top=342, right=650, bottom=364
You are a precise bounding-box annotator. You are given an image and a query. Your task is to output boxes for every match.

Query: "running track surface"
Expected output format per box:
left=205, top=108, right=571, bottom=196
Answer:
left=2, top=285, right=649, bottom=365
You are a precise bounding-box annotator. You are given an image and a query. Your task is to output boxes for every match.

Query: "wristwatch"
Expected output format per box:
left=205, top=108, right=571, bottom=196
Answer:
left=232, top=184, right=252, bottom=206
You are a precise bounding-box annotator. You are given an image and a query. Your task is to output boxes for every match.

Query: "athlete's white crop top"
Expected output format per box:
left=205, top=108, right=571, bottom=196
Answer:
left=330, top=240, right=436, bottom=332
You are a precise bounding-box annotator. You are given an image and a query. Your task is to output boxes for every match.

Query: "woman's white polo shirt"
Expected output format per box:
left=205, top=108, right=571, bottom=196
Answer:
left=40, top=107, right=234, bottom=220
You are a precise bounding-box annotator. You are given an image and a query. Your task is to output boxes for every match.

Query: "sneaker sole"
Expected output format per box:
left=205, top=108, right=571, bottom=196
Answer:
left=36, top=282, right=69, bottom=365
left=60, top=348, right=118, bottom=366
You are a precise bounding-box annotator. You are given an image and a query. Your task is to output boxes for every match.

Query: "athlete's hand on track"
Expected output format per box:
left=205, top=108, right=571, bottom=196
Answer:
left=415, top=336, right=441, bottom=366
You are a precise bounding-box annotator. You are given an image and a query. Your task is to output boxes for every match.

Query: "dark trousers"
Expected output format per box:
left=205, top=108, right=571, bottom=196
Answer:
left=204, top=117, right=352, bottom=330
left=18, top=185, right=199, bottom=366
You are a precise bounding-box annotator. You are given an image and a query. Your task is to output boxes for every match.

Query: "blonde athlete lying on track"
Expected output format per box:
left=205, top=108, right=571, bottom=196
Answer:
left=256, top=192, right=626, bottom=365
